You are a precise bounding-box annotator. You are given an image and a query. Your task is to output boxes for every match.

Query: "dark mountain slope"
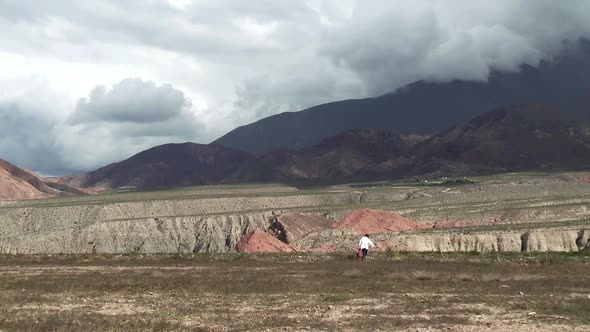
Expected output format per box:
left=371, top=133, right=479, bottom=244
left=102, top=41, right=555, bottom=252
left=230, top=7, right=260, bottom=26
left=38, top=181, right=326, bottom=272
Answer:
left=412, top=104, right=590, bottom=174
left=58, top=143, right=277, bottom=189
left=57, top=104, right=590, bottom=190
left=264, top=129, right=424, bottom=182
left=215, top=40, right=590, bottom=154
left=269, top=104, right=590, bottom=182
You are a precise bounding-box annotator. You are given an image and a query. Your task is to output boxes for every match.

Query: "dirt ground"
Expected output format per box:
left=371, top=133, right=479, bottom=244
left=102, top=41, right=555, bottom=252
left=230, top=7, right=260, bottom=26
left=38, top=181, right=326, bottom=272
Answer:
left=1, top=253, right=589, bottom=331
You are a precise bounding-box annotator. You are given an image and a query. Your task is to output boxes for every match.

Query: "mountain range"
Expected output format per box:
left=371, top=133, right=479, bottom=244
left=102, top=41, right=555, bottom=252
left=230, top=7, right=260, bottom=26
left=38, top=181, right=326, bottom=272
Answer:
left=50, top=104, right=590, bottom=191
left=214, top=39, right=590, bottom=154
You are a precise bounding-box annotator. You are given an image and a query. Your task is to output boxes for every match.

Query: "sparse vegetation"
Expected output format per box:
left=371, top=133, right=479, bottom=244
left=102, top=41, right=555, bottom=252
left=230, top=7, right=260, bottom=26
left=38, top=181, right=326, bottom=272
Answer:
left=440, top=178, right=475, bottom=186
left=416, top=177, right=476, bottom=186
left=320, top=293, right=352, bottom=303
left=0, top=253, right=589, bottom=331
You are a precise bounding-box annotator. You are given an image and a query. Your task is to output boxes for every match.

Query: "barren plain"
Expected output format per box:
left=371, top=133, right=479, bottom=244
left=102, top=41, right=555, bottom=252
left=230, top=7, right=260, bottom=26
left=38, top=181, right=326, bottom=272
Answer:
left=1, top=253, right=590, bottom=331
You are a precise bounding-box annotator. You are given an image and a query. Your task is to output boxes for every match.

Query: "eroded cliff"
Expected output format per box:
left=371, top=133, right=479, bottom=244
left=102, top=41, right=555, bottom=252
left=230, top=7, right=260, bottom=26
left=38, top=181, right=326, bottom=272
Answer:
left=1, top=175, right=589, bottom=254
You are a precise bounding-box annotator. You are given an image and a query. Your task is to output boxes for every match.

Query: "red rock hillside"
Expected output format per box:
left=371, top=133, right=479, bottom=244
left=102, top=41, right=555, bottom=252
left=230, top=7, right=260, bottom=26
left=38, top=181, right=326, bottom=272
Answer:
left=235, top=230, right=296, bottom=253
left=0, top=159, right=59, bottom=200
left=333, top=209, right=424, bottom=234
left=0, top=159, right=88, bottom=201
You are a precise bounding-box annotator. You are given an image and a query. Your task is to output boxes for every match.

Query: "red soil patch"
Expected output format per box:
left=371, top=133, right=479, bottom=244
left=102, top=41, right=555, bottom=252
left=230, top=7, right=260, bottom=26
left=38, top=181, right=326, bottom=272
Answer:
left=579, top=178, right=590, bottom=184
left=235, top=230, right=296, bottom=253
left=333, top=209, right=424, bottom=235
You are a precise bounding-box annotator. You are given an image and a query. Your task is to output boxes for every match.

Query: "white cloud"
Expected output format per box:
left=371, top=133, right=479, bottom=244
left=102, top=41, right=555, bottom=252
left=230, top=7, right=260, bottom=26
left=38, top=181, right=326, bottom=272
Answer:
left=60, top=78, right=204, bottom=172
left=168, top=0, right=192, bottom=10
left=0, top=77, right=204, bottom=174
left=69, top=78, right=191, bottom=124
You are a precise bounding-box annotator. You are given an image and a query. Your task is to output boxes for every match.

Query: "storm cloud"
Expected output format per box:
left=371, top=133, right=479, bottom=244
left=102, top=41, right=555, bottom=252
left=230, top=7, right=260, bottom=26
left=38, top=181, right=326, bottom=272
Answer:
left=0, top=103, right=63, bottom=175
left=321, top=1, right=590, bottom=95
left=1, top=0, right=590, bottom=175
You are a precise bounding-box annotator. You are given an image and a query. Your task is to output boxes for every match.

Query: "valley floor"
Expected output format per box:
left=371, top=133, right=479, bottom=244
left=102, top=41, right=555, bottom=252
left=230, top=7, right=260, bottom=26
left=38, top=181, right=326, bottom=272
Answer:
left=1, top=253, right=589, bottom=331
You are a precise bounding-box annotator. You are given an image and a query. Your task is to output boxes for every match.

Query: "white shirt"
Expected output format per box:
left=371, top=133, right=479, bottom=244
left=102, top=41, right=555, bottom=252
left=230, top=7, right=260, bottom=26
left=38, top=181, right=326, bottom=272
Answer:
left=358, top=236, right=374, bottom=250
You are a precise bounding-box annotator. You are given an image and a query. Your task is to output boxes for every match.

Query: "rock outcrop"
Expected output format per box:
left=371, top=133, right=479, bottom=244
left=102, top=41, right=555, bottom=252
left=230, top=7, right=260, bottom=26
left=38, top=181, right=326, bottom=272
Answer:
left=270, top=212, right=333, bottom=244
left=379, top=232, right=523, bottom=252
left=291, top=228, right=359, bottom=252
left=0, top=213, right=272, bottom=254
left=521, top=230, right=590, bottom=252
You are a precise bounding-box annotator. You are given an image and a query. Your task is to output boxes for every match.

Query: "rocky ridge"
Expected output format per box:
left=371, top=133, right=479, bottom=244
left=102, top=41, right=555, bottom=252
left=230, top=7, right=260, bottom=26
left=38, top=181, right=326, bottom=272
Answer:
left=292, top=226, right=590, bottom=253
left=0, top=190, right=369, bottom=254
left=1, top=174, right=589, bottom=254
left=261, top=210, right=590, bottom=254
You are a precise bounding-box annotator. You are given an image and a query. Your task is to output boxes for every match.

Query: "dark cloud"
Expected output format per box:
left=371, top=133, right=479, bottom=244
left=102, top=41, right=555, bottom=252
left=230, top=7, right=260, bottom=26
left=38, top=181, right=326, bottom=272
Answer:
left=320, top=1, right=590, bottom=96
left=231, top=1, right=590, bottom=121
left=233, top=58, right=362, bottom=123
left=3, top=1, right=590, bottom=99
left=0, top=103, right=64, bottom=175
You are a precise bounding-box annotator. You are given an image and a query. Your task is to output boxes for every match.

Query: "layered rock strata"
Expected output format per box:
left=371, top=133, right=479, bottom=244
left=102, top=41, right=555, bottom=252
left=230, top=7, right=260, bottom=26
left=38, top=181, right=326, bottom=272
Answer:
left=294, top=228, right=590, bottom=253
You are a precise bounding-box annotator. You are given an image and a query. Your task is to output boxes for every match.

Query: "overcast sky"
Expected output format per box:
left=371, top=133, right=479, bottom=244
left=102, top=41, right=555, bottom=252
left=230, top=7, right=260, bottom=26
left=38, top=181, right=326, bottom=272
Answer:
left=1, top=0, right=590, bottom=175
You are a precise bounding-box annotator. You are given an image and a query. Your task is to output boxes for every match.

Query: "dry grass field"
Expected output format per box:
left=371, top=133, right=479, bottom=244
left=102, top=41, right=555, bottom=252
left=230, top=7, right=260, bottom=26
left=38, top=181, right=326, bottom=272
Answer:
left=1, top=252, right=590, bottom=331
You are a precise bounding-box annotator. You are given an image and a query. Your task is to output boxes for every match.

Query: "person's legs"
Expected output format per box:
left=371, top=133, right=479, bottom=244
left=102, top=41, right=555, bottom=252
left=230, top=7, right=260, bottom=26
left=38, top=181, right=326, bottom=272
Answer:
left=362, top=248, right=368, bottom=260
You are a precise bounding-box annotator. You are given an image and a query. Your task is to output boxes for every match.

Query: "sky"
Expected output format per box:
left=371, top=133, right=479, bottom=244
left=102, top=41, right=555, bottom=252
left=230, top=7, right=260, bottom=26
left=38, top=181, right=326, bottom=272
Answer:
left=1, top=0, right=590, bottom=175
